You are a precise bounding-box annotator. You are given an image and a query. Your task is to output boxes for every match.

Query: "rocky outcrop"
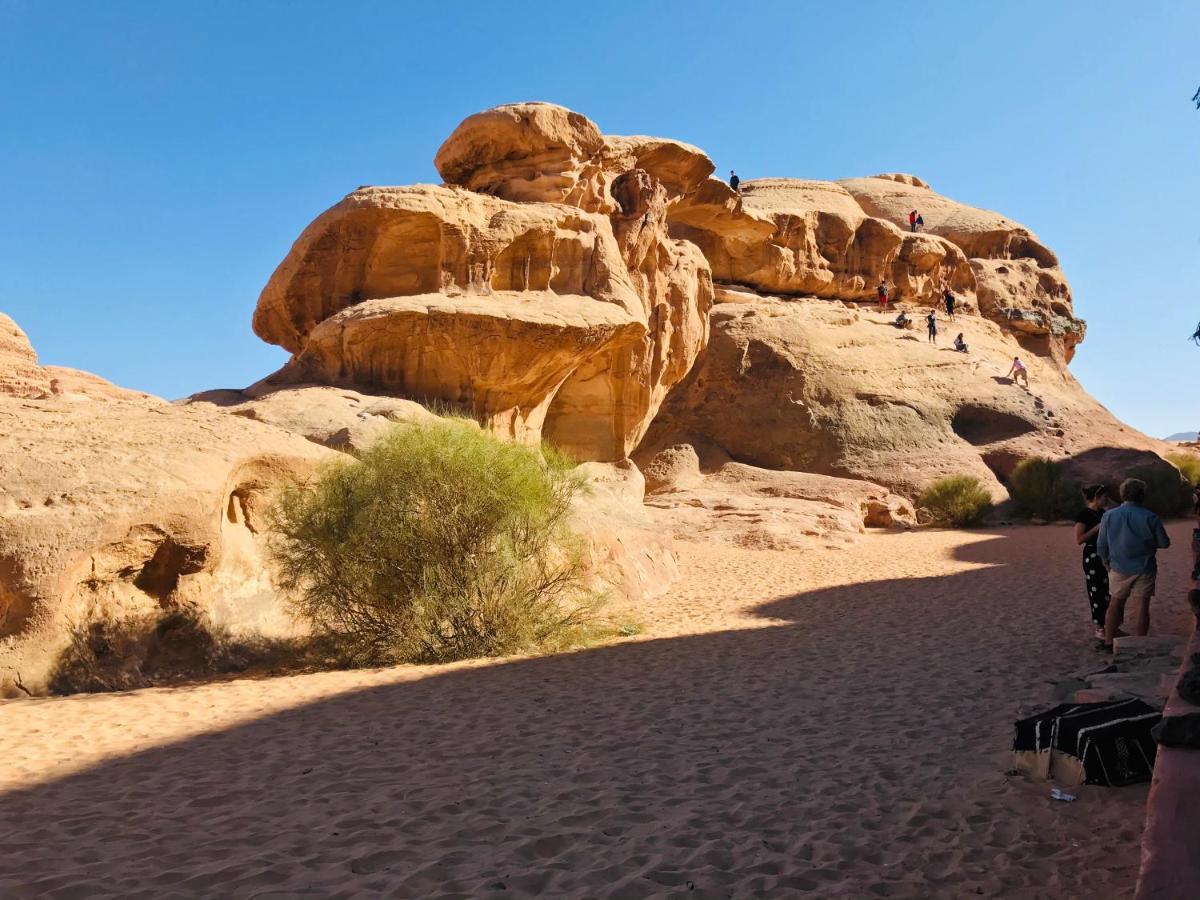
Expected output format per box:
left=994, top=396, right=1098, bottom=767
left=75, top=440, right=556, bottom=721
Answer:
left=0, top=313, right=152, bottom=402
left=636, top=438, right=914, bottom=550
left=0, top=376, right=334, bottom=697
left=186, top=384, right=439, bottom=452
left=670, top=178, right=976, bottom=310
left=640, top=297, right=1168, bottom=497
left=432, top=102, right=714, bottom=213
left=248, top=100, right=1167, bottom=503
left=254, top=108, right=715, bottom=461
left=839, top=175, right=1085, bottom=361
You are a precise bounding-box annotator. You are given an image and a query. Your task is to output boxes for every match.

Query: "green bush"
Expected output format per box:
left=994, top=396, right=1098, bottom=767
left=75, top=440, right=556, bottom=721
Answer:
left=1007, top=457, right=1066, bottom=520
left=1167, top=452, right=1200, bottom=487
left=1127, top=464, right=1192, bottom=517
left=268, top=419, right=598, bottom=665
left=917, top=475, right=994, bottom=527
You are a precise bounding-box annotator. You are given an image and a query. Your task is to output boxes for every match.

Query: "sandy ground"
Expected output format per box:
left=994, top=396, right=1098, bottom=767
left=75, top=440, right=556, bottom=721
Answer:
left=0, top=522, right=1194, bottom=899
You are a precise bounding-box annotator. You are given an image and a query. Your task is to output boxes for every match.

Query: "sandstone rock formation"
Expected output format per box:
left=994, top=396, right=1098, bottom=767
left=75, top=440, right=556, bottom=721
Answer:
left=0, top=372, right=334, bottom=697
left=253, top=103, right=715, bottom=462
left=187, top=384, right=440, bottom=453
left=639, top=296, right=1168, bottom=498
left=636, top=438, right=915, bottom=551
left=839, top=175, right=1084, bottom=362
left=670, top=178, right=977, bottom=311
left=2, top=102, right=1181, bottom=693
left=1, top=306, right=685, bottom=695
left=0, top=313, right=153, bottom=402
left=246, top=99, right=1173, bottom=512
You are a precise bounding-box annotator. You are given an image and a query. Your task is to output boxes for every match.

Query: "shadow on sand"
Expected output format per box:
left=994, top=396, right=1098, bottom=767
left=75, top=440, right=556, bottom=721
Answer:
left=0, top=528, right=1190, bottom=898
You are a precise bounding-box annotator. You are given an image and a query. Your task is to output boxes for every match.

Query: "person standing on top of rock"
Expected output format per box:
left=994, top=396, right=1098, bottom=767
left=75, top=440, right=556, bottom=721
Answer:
left=729, top=170, right=740, bottom=193
left=1006, top=356, right=1029, bottom=387
left=943, top=289, right=956, bottom=320
left=916, top=212, right=924, bottom=231
left=877, top=279, right=890, bottom=310
left=909, top=209, right=919, bottom=232
left=1074, top=484, right=1112, bottom=643
left=1098, top=478, right=1171, bottom=647
left=926, top=309, right=938, bottom=344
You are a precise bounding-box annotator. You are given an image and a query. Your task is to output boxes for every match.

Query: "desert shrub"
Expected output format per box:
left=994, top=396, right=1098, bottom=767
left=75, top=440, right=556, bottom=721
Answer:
left=1127, top=464, right=1192, bottom=517
left=917, top=475, right=994, bottom=527
left=1007, top=457, right=1066, bottom=520
left=1167, top=452, right=1200, bottom=487
left=268, top=419, right=598, bottom=665
left=48, top=608, right=322, bottom=695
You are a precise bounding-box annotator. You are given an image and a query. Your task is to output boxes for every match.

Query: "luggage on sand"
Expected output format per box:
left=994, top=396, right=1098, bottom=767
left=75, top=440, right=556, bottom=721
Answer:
left=1012, top=698, right=1160, bottom=786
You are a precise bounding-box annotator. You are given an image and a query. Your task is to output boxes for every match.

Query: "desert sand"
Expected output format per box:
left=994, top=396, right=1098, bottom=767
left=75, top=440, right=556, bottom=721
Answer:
left=1, top=522, right=1194, bottom=899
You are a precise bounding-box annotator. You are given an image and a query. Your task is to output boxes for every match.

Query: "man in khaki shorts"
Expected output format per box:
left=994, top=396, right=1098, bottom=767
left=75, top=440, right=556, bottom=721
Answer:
left=1097, top=478, right=1171, bottom=648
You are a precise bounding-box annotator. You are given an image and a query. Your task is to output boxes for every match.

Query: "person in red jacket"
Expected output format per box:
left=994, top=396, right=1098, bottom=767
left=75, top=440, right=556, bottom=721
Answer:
left=909, top=209, right=919, bottom=232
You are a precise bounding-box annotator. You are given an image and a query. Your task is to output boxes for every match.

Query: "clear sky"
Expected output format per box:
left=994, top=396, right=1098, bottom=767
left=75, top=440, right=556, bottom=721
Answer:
left=3, top=1, right=1197, bottom=436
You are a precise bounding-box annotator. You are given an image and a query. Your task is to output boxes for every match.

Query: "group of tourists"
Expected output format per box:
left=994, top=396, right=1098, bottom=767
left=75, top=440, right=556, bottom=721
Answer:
left=880, top=280, right=1033, bottom=386
left=1074, top=478, right=1180, bottom=649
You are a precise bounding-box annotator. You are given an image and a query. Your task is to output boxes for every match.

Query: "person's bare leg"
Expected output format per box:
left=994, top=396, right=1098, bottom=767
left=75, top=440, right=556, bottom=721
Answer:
left=1131, top=589, right=1151, bottom=636
left=1104, top=594, right=1127, bottom=643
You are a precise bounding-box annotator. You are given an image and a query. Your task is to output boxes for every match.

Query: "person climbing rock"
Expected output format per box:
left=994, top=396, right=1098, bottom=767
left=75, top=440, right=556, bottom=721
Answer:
left=1007, top=356, right=1029, bottom=387
left=729, top=170, right=740, bottom=193
left=943, top=289, right=956, bottom=320
left=926, top=309, right=938, bottom=344
left=909, top=209, right=919, bottom=232
left=953, top=333, right=968, bottom=353
left=877, top=279, right=890, bottom=310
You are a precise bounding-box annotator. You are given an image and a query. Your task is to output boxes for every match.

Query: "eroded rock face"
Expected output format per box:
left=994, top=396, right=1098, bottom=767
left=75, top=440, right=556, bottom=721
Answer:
left=639, top=298, right=1169, bottom=498
left=669, top=178, right=976, bottom=310
left=432, top=101, right=714, bottom=213
left=636, top=438, right=915, bottom=550
left=0, top=379, right=334, bottom=696
left=186, top=384, right=440, bottom=453
left=256, top=109, right=714, bottom=461
left=839, top=175, right=1085, bottom=360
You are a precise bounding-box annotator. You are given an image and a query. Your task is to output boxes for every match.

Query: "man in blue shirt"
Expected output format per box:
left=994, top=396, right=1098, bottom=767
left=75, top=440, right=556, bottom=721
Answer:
left=1097, top=478, right=1171, bottom=646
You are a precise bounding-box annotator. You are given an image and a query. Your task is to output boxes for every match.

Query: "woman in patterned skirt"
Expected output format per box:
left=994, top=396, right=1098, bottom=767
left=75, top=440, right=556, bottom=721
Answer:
left=1074, top=484, right=1111, bottom=642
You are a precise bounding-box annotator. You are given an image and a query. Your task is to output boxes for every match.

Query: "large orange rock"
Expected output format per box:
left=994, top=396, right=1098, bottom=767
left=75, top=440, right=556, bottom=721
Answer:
left=255, top=113, right=714, bottom=461
left=839, top=175, right=1084, bottom=361
left=639, top=297, right=1170, bottom=498
left=669, top=177, right=977, bottom=309
left=0, top=338, right=335, bottom=696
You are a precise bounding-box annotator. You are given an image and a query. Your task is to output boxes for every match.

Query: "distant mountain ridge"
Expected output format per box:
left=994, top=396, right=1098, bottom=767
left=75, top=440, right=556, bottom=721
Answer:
left=1165, top=431, right=1198, bottom=442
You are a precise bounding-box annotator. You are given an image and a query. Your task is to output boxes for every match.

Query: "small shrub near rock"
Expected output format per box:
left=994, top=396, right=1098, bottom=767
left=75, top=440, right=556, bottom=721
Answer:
left=268, top=419, right=601, bottom=666
left=1167, top=452, right=1200, bottom=487
left=917, top=476, right=993, bottom=528
left=1126, top=464, right=1192, bottom=517
left=1007, top=457, right=1074, bottom=521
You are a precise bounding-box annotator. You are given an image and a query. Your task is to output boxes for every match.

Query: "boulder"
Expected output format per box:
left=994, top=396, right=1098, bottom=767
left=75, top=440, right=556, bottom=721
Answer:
left=636, top=438, right=914, bottom=550
left=668, top=177, right=976, bottom=309
left=638, top=298, right=1171, bottom=497
left=186, top=383, right=439, bottom=452
left=256, top=135, right=713, bottom=460
left=432, top=101, right=715, bottom=213
left=0, top=380, right=334, bottom=697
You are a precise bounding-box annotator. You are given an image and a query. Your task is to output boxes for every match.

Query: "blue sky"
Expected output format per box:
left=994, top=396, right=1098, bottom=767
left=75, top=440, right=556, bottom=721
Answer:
left=2, top=1, right=1197, bottom=436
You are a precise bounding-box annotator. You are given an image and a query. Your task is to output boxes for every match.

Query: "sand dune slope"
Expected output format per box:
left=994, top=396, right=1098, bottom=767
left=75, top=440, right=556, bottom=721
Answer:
left=0, top=524, right=1193, bottom=899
